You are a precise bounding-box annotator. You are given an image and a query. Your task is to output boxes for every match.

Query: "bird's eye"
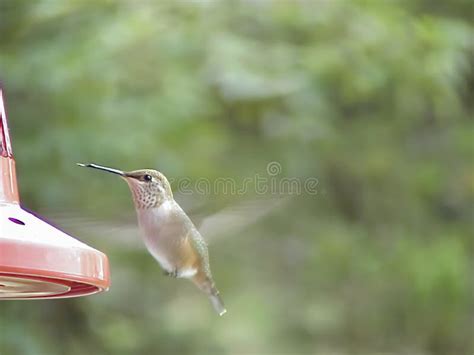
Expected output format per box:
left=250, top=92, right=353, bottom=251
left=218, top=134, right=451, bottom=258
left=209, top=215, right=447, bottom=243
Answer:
left=143, top=174, right=152, bottom=182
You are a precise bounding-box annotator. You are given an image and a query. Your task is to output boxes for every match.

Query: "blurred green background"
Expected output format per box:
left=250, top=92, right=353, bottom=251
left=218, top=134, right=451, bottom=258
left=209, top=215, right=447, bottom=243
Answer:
left=1, top=1, right=473, bottom=354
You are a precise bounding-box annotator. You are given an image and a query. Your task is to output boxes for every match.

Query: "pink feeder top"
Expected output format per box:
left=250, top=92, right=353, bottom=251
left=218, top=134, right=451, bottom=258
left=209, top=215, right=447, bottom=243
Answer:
left=0, top=86, right=110, bottom=299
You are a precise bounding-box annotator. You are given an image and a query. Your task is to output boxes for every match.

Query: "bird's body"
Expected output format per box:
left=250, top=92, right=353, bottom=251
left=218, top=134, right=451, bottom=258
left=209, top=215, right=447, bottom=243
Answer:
left=77, top=163, right=226, bottom=316
left=138, top=200, right=194, bottom=275
left=138, top=199, right=207, bottom=279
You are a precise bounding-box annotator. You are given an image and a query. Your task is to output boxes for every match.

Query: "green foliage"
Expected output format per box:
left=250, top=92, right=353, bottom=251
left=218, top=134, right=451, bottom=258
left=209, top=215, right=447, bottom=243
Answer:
left=1, top=1, right=473, bottom=354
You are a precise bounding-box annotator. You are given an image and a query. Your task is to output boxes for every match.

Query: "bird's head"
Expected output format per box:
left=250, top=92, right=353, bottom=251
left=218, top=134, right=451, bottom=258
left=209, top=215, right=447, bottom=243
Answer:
left=77, top=163, right=173, bottom=209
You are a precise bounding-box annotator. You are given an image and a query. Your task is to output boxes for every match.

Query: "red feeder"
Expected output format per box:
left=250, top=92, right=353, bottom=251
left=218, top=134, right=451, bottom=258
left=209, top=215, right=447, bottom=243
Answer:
left=0, top=87, right=110, bottom=299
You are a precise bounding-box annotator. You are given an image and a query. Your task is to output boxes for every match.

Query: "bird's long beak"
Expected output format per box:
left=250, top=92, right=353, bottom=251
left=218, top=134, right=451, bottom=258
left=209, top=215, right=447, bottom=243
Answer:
left=77, top=163, right=125, bottom=176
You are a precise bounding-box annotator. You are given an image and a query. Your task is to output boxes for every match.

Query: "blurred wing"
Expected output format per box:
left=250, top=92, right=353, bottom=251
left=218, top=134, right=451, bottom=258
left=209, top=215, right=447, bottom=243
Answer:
left=39, top=210, right=143, bottom=250
left=40, top=196, right=289, bottom=247
left=197, top=196, right=290, bottom=242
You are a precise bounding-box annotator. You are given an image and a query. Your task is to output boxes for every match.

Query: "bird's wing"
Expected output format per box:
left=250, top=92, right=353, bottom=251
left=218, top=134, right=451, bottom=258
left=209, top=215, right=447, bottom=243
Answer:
left=40, top=195, right=289, bottom=248
left=37, top=209, right=143, bottom=250
left=195, top=196, right=289, bottom=242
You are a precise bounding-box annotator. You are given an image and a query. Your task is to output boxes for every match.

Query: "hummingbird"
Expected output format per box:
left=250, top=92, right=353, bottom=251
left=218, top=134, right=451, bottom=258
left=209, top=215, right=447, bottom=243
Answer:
left=77, top=163, right=226, bottom=316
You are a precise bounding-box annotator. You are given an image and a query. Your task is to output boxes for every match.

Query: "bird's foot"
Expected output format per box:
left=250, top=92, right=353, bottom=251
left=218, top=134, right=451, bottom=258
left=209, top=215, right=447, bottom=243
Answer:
left=163, top=269, right=179, bottom=278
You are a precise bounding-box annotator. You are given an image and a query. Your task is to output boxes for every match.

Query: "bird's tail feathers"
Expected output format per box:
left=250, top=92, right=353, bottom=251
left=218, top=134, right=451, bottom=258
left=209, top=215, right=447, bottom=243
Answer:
left=192, top=273, right=226, bottom=316
left=210, top=292, right=226, bottom=316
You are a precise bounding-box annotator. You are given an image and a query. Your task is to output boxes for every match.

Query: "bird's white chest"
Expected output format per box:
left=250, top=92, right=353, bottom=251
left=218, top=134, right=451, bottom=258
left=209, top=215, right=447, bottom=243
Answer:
left=136, top=203, right=175, bottom=272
